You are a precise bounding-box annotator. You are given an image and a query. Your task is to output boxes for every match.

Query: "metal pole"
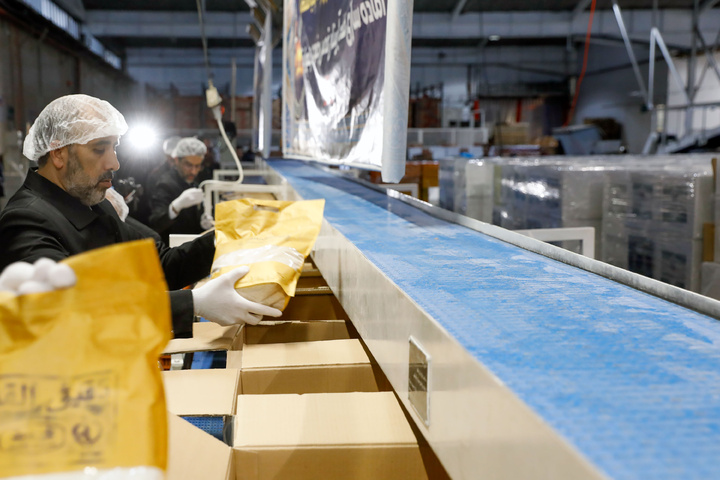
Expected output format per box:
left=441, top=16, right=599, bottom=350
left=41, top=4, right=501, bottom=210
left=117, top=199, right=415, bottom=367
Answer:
left=648, top=33, right=656, bottom=110
left=260, top=10, right=272, bottom=158
left=694, top=26, right=720, bottom=86
left=230, top=57, right=237, bottom=125
left=611, top=1, right=649, bottom=107
left=651, top=28, right=691, bottom=105
left=684, top=0, right=699, bottom=136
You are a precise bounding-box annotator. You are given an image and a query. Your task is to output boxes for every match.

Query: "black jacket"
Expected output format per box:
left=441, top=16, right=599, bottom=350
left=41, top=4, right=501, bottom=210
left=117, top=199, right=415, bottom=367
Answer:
left=149, top=168, right=204, bottom=244
left=0, top=169, right=215, bottom=338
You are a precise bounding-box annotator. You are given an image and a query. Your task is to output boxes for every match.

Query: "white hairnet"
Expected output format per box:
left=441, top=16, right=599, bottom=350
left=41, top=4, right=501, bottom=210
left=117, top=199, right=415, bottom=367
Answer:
left=162, top=135, right=182, bottom=156
left=23, top=94, right=128, bottom=161
left=172, top=137, right=207, bottom=158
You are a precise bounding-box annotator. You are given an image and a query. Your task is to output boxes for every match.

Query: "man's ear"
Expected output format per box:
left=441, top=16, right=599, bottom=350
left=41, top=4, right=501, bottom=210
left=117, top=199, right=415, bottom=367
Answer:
left=48, top=147, right=69, bottom=169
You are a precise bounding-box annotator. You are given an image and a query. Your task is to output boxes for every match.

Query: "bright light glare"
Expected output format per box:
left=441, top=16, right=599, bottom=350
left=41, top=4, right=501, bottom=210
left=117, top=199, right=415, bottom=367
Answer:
left=125, top=124, right=158, bottom=151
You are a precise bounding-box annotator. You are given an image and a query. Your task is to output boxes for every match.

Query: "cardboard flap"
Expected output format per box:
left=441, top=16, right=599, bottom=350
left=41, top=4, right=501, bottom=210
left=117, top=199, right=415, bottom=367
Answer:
left=242, top=339, right=370, bottom=369
left=163, top=323, right=242, bottom=354
left=167, top=412, right=232, bottom=480
left=227, top=350, right=243, bottom=370
left=234, top=392, right=417, bottom=447
left=163, top=369, right=240, bottom=416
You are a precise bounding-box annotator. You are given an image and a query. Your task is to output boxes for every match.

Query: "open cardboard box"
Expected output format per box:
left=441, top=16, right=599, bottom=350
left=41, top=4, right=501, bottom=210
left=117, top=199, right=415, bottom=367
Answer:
left=163, top=368, right=240, bottom=442
left=167, top=392, right=429, bottom=480
left=276, top=293, right=349, bottom=321
left=244, top=320, right=351, bottom=344
left=227, top=338, right=389, bottom=394
left=163, top=320, right=353, bottom=358
left=163, top=322, right=243, bottom=355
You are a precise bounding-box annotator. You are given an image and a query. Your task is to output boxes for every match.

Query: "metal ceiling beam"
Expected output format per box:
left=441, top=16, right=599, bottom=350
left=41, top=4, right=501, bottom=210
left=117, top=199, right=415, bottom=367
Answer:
left=85, top=10, right=253, bottom=39
left=412, top=10, right=718, bottom=45
left=573, top=0, right=593, bottom=20
left=700, top=0, right=720, bottom=13
left=611, top=1, right=649, bottom=106
left=451, top=0, right=469, bottom=21
left=85, top=9, right=720, bottom=47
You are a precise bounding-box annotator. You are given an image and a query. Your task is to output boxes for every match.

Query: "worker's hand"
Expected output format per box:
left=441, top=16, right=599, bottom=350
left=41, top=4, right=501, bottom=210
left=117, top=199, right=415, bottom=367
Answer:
left=170, top=188, right=204, bottom=215
left=0, top=258, right=77, bottom=295
left=200, top=213, right=215, bottom=231
left=192, top=266, right=282, bottom=326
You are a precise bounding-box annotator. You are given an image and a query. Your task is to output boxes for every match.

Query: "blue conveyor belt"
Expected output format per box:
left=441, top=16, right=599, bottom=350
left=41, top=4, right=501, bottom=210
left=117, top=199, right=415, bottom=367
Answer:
left=269, top=158, right=720, bottom=479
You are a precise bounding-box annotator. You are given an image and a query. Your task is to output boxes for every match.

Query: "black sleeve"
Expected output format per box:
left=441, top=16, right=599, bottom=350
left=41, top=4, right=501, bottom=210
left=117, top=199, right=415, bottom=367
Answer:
left=155, top=230, right=215, bottom=290
left=169, top=289, right=194, bottom=338
left=125, top=215, right=162, bottom=243
left=0, top=205, right=70, bottom=270
left=148, top=179, right=177, bottom=233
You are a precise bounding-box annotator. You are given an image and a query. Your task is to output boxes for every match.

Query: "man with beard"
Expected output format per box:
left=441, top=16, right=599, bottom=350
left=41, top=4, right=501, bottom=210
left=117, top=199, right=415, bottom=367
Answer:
left=0, top=94, right=281, bottom=337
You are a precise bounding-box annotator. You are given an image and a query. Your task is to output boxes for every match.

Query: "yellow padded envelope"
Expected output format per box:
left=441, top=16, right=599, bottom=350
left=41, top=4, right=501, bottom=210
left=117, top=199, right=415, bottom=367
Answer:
left=0, top=240, right=171, bottom=477
left=212, top=198, right=325, bottom=310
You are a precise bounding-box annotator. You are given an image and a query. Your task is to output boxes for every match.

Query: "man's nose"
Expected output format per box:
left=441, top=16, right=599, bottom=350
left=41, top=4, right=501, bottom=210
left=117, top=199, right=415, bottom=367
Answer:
left=107, top=151, right=120, bottom=171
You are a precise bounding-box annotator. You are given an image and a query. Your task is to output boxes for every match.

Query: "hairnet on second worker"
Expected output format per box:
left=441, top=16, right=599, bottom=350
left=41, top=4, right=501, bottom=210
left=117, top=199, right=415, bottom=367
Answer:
left=162, top=135, right=182, bottom=156
left=23, top=94, right=129, bottom=161
left=172, top=137, right=207, bottom=158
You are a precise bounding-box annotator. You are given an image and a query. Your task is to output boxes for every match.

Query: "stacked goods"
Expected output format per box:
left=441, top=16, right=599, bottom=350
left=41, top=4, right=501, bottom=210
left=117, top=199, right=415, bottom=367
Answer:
left=464, top=159, right=496, bottom=223
left=495, top=158, right=611, bottom=251
left=601, top=159, right=714, bottom=292
left=438, top=157, right=469, bottom=214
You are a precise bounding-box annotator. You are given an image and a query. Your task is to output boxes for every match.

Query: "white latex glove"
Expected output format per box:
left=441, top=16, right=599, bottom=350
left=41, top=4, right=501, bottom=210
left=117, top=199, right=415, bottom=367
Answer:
left=192, top=266, right=282, bottom=326
left=169, top=188, right=204, bottom=219
left=200, top=213, right=215, bottom=231
left=0, top=258, right=77, bottom=295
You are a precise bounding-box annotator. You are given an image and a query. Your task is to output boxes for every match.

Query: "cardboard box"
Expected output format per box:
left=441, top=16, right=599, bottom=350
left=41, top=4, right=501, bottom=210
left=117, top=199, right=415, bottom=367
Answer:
left=165, top=385, right=430, bottom=479
left=163, top=322, right=243, bottom=355
left=233, top=392, right=428, bottom=480
left=276, top=293, right=349, bottom=321
left=227, top=339, right=386, bottom=394
left=163, top=369, right=240, bottom=444
left=167, top=412, right=234, bottom=480
left=163, top=369, right=240, bottom=416
left=164, top=320, right=352, bottom=354
left=245, top=320, right=351, bottom=345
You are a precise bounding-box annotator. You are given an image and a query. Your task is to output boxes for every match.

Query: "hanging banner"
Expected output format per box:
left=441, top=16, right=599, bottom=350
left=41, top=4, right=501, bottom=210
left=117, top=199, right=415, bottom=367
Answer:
left=282, top=0, right=411, bottom=181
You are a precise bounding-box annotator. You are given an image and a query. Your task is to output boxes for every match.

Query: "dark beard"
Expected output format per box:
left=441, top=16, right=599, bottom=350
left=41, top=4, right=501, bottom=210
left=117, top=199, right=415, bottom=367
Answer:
left=64, top=152, right=113, bottom=206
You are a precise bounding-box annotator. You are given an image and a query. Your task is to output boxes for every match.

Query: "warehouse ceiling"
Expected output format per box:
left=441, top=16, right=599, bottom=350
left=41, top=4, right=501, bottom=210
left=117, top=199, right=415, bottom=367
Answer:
left=3, top=0, right=717, bottom=94
left=68, top=0, right=717, bottom=53
left=1, top=0, right=708, bottom=55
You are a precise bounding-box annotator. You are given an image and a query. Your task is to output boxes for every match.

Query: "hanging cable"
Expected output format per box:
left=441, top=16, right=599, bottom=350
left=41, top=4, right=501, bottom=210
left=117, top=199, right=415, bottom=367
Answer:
left=564, top=0, right=597, bottom=126
left=194, top=0, right=245, bottom=223
left=195, top=0, right=212, bottom=82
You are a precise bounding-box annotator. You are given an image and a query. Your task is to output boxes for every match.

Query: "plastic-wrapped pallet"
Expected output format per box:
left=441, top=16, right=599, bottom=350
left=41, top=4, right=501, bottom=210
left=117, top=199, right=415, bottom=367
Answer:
left=438, top=157, right=468, bottom=214
left=601, top=157, right=714, bottom=292
left=656, top=234, right=703, bottom=291
left=464, top=159, right=496, bottom=223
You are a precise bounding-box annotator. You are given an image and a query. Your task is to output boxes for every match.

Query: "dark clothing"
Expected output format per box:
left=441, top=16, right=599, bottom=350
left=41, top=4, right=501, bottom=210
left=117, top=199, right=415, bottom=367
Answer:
left=196, top=159, right=220, bottom=184
left=126, top=215, right=162, bottom=243
left=149, top=168, right=204, bottom=244
left=147, top=160, right=171, bottom=193
left=0, top=169, right=215, bottom=338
